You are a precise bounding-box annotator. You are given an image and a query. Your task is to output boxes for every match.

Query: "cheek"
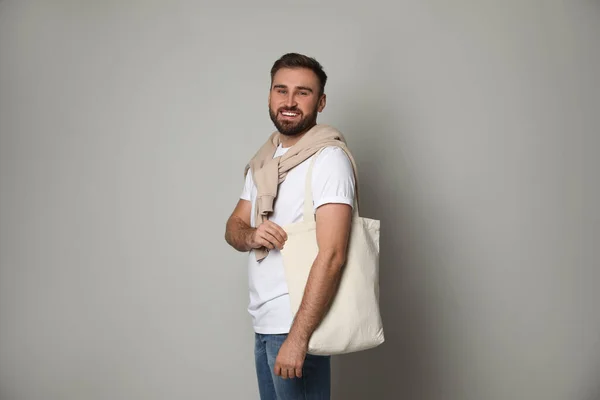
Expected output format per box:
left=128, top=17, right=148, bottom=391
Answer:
left=269, top=98, right=279, bottom=111
left=270, top=95, right=285, bottom=108
left=300, top=98, right=318, bottom=112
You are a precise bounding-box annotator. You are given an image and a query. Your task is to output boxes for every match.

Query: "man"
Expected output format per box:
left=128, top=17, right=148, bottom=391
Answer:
left=225, top=53, right=355, bottom=400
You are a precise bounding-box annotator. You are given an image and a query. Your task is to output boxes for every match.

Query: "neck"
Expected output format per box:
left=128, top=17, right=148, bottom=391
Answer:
left=279, top=123, right=317, bottom=148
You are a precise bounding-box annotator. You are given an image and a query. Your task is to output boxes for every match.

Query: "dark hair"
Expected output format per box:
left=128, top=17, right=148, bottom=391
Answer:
left=270, top=53, right=328, bottom=95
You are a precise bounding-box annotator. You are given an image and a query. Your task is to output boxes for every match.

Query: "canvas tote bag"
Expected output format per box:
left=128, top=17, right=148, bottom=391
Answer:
left=280, top=148, right=384, bottom=356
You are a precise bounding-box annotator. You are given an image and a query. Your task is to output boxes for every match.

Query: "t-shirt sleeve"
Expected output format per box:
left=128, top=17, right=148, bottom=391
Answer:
left=240, top=170, right=253, bottom=201
left=311, top=147, right=356, bottom=210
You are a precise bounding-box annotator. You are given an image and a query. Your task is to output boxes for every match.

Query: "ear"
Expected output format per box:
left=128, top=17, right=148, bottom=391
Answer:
left=317, top=93, right=327, bottom=112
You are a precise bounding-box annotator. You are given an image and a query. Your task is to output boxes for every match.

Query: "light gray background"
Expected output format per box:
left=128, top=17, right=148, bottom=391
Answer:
left=0, top=1, right=598, bottom=399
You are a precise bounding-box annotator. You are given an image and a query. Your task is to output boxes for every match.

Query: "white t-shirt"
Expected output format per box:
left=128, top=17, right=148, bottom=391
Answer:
left=240, top=145, right=355, bottom=334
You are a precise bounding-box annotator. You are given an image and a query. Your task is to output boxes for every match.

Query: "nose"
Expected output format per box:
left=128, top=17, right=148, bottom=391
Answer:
left=284, top=92, right=297, bottom=108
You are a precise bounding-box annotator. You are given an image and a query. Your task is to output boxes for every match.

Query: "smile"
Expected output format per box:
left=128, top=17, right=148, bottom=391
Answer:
left=280, top=111, right=300, bottom=118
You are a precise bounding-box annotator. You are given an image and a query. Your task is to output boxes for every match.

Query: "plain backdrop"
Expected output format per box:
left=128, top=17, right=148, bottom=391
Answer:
left=0, top=1, right=598, bottom=399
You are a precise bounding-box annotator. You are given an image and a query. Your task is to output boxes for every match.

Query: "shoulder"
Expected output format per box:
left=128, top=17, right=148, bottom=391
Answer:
left=310, top=146, right=356, bottom=208
left=314, top=146, right=351, bottom=167
left=312, top=146, right=355, bottom=183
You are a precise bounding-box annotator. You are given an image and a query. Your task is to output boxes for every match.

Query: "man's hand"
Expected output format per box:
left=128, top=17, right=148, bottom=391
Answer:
left=225, top=200, right=287, bottom=253
left=274, top=335, right=308, bottom=379
left=249, top=220, right=288, bottom=251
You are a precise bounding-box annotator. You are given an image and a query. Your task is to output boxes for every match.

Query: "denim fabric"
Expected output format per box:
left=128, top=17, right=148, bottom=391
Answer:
left=254, top=333, right=331, bottom=400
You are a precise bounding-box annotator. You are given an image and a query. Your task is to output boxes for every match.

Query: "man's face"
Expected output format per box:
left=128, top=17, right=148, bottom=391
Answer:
left=269, top=67, right=326, bottom=137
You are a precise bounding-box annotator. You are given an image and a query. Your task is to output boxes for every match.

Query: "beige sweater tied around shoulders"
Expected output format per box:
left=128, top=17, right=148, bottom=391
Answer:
left=244, top=124, right=358, bottom=261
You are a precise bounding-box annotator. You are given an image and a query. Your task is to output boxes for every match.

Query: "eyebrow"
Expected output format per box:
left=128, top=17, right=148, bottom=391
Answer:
left=272, top=84, right=314, bottom=93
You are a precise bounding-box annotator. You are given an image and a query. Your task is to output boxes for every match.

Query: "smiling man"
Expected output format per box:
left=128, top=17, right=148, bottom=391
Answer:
left=225, top=53, right=356, bottom=400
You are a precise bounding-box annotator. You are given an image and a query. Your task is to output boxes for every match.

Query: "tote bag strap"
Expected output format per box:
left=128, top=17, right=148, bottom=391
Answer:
left=303, top=147, right=360, bottom=223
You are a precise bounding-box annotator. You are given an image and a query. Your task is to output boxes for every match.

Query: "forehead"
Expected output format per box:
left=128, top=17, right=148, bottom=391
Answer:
left=272, top=67, right=319, bottom=90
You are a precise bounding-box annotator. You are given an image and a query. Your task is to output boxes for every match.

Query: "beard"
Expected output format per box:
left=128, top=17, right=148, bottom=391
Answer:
left=269, top=104, right=318, bottom=137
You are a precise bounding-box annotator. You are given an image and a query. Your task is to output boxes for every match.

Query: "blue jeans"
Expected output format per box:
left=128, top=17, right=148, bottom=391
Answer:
left=254, top=333, right=331, bottom=400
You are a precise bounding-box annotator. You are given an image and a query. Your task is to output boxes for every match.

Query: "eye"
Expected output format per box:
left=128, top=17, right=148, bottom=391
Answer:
left=299, top=91, right=308, bottom=96
left=277, top=89, right=287, bottom=94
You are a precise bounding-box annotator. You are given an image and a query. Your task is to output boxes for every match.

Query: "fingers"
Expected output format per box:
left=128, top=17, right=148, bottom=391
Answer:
left=273, top=337, right=306, bottom=380
left=274, top=364, right=302, bottom=379
left=255, top=233, right=281, bottom=250
left=261, top=223, right=287, bottom=249
left=263, top=221, right=288, bottom=243
left=255, top=221, right=288, bottom=250
left=274, top=361, right=287, bottom=379
left=283, top=367, right=301, bottom=379
left=276, top=368, right=297, bottom=380
left=264, top=231, right=285, bottom=250
left=256, top=236, right=276, bottom=250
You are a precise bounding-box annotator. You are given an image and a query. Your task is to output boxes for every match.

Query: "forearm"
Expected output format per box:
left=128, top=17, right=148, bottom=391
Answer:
left=288, top=249, right=345, bottom=344
left=225, top=215, right=255, bottom=252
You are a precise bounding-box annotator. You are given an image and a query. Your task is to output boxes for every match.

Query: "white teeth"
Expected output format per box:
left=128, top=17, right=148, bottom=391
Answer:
left=282, top=112, right=298, bottom=116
